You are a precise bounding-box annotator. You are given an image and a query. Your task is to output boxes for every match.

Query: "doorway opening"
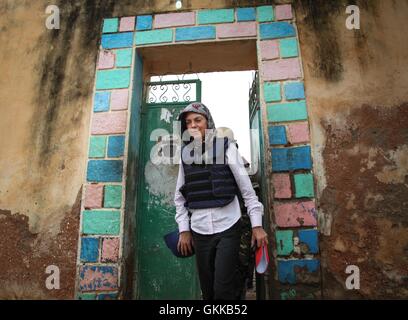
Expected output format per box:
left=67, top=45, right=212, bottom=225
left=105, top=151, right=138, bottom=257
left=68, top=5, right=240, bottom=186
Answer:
left=131, top=69, right=269, bottom=299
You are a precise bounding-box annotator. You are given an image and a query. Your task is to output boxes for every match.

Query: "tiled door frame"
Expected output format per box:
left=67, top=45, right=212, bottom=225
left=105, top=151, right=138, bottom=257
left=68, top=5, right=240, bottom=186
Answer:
left=75, top=5, right=321, bottom=300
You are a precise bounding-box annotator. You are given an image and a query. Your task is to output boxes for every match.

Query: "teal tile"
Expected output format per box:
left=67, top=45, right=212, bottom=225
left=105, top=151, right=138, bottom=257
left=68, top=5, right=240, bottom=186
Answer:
left=267, top=101, right=308, bottom=122
left=198, top=9, right=235, bottom=24
left=257, top=6, right=275, bottom=22
left=116, top=49, right=133, bottom=67
left=280, top=38, right=298, bottom=58
left=96, top=69, right=131, bottom=90
left=135, top=29, right=173, bottom=45
left=87, top=160, right=123, bottom=182
left=264, top=82, right=281, bottom=102
left=77, top=293, right=97, bottom=300
left=276, top=230, right=294, bottom=256
left=103, top=18, right=119, bottom=33
left=82, top=210, right=121, bottom=235
left=89, top=136, right=107, bottom=158
left=294, top=173, right=314, bottom=198
left=104, top=185, right=122, bottom=208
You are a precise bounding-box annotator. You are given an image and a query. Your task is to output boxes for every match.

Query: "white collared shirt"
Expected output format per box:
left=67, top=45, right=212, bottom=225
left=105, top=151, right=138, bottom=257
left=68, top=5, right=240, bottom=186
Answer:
left=174, top=142, right=263, bottom=235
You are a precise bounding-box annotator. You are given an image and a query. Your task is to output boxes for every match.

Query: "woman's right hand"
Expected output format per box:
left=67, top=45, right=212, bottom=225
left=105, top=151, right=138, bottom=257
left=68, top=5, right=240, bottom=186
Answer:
left=177, top=231, right=194, bottom=256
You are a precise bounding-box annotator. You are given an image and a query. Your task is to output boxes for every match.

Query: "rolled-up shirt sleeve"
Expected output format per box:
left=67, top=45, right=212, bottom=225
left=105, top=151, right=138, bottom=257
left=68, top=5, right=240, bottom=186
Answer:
left=226, top=143, right=264, bottom=228
left=174, top=160, right=191, bottom=232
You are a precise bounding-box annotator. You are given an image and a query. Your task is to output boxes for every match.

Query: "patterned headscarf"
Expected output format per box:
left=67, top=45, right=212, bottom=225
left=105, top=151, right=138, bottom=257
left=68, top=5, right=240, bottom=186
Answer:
left=177, top=102, right=216, bottom=145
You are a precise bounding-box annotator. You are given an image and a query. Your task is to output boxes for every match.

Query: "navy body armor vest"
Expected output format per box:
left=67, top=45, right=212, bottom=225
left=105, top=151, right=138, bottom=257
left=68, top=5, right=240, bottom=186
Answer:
left=179, top=137, right=240, bottom=210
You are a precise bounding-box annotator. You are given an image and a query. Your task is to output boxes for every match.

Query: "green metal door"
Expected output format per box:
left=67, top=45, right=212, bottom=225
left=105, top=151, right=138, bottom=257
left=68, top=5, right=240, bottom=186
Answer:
left=135, top=79, right=201, bottom=299
left=248, top=71, right=269, bottom=299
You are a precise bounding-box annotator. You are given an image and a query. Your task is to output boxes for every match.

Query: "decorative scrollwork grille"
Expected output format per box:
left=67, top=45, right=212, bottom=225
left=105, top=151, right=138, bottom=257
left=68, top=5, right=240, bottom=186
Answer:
left=145, top=80, right=199, bottom=104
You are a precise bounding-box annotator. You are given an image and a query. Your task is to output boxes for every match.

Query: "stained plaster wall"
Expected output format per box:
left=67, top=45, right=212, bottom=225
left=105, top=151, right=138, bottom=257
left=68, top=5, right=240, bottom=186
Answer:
left=0, top=0, right=407, bottom=299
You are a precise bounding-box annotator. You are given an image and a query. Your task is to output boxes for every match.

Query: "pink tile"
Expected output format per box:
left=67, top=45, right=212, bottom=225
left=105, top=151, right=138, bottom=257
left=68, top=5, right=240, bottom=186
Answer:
left=101, top=238, right=120, bottom=262
left=79, top=266, right=118, bottom=291
left=153, top=12, right=195, bottom=29
left=276, top=4, right=293, bottom=21
left=119, top=16, right=135, bottom=32
left=272, top=174, right=292, bottom=198
left=111, top=89, right=129, bottom=110
left=259, top=40, right=279, bottom=60
left=261, top=58, right=302, bottom=81
left=288, top=123, right=310, bottom=144
left=97, top=50, right=115, bottom=70
left=84, top=184, right=104, bottom=209
left=91, top=111, right=128, bottom=135
left=217, top=22, right=257, bottom=38
left=274, top=200, right=317, bottom=227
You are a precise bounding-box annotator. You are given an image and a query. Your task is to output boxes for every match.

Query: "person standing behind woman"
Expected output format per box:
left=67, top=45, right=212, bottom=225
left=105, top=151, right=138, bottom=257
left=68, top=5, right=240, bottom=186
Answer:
left=174, top=102, right=268, bottom=300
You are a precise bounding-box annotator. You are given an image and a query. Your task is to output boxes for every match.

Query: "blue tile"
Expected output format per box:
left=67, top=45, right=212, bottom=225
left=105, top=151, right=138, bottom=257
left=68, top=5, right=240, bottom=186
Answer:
left=271, top=146, right=312, bottom=172
left=101, top=32, right=134, bottom=49
left=298, top=230, right=319, bottom=254
left=284, top=82, right=305, bottom=100
left=237, top=7, right=256, bottom=21
left=260, top=22, right=295, bottom=40
left=80, top=238, right=99, bottom=262
left=136, top=15, right=153, bottom=30
left=269, top=126, right=287, bottom=145
left=93, top=92, right=111, bottom=112
left=87, top=160, right=123, bottom=182
left=271, top=148, right=289, bottom=171
left=278, top=259, right=319, bottom=284
left=108, top=136, right=125, bottom=157
left=288, top=146, right=312, bottom=170
left=175, top=26, right=216, bottom=41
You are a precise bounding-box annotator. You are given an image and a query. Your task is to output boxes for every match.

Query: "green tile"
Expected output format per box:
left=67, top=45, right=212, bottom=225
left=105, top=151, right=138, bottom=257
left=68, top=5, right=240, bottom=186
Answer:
left=264, top=82, right=281, bottom=102
left=257, top=6, right=275, bottom=22
left=135, top=29, right=173, bottom=45
left=104, top=185, right=122, bottom=208
left=280, top=38, right=298, bottom=58
left=103, top=18, right=119, bottom=33
left=82, top=210, right=121, bottom=235
left=276, top=230, right=293, bottom=256
left=77, top=293, right=97, bottom=300
left=116, top=49, right=133, bottom=67
left=267, top=101, right=308, bottom=122
left=294, top=173, right=314, bottom=198
left=89, top=136, right=107, bottom=158
left=198, top=9, right=235, bottom=24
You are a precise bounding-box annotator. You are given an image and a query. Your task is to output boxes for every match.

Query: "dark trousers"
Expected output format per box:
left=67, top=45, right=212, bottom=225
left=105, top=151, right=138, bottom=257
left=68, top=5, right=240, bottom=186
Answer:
left=191, top=219, right=242, bottom=300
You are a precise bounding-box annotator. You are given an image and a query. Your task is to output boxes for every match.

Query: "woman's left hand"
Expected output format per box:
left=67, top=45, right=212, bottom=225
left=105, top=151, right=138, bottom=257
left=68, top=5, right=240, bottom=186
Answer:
left=251, top=227, right=268, bottom=248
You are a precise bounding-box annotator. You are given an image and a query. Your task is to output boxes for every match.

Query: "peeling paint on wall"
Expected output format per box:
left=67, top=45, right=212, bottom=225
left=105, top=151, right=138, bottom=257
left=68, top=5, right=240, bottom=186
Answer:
left=144, top=160, right=179, bottom=206
left=375, top=145, right=408, bottom=184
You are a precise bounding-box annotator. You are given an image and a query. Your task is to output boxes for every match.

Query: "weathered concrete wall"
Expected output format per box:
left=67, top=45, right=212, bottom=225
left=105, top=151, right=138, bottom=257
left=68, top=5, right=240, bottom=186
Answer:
left=0, top=0, right=284, bottom=300
left=293, top=0, right=408, bottom=298
left=0, top=0, right=407, bottom=299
